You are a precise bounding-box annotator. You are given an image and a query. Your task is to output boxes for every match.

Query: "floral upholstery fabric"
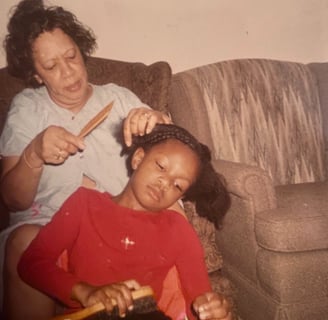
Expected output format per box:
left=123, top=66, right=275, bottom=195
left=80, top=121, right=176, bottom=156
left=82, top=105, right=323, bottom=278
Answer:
left=183, top=201, right=223, bottom=273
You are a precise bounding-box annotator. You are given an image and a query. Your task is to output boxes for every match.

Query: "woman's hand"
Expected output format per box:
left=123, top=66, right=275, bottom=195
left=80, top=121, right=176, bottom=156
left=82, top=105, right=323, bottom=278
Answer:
left=193, top=292, right=232, bottom=320
left=72, top=280, right=141, bottom=317
left=29, top=125, right=85, bottom=166
left=123, top=107, right=172, bottom=147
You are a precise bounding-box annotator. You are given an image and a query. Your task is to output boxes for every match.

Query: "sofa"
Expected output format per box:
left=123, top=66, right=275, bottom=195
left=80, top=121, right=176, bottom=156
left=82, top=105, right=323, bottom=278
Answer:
left=168, top=59, right=328, bottom=320
left=1, top=56, right=327, bottom=320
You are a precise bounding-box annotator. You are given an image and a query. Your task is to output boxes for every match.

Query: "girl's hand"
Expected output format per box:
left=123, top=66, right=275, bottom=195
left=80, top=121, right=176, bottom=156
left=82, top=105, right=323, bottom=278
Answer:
left=72, top=280, right=141, bottom=317
left=123, top=107, right=172, bottom=147
left=29, top=125, right=85, bottom=166
left=192, top=292, right=232, bottom=320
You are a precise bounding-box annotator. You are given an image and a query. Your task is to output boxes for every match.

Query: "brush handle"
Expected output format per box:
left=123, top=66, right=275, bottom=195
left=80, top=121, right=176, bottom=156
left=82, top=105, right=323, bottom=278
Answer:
left=51, top=285, right=154, bottom=320
left=78, top=101, right=114, bottom=138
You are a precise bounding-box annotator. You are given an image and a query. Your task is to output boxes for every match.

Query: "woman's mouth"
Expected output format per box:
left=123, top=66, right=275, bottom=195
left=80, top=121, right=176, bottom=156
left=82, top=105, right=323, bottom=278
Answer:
left=66, top=80, right=81, bottom=92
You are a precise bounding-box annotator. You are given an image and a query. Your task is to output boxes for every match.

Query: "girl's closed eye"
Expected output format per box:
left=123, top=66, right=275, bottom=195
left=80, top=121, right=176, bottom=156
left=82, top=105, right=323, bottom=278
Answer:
left=156, top=161, right=165, bottom=171
left=174, top=182, right=183, bottom=193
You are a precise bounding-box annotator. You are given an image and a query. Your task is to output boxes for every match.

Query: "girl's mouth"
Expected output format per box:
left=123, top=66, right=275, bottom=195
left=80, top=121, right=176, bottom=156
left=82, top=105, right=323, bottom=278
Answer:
left=147, top=185, right=161, bottom=202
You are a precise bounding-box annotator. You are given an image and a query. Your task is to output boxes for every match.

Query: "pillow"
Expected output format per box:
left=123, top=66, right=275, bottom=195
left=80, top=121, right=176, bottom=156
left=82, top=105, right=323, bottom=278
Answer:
left=183, top=201, right=223, bottom=273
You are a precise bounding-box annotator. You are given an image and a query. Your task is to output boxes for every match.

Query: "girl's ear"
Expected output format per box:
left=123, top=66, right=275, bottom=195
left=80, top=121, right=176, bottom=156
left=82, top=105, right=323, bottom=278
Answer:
left=34, top=74, right=43, bottom=84
left=131, top=147, right=145, bottom=170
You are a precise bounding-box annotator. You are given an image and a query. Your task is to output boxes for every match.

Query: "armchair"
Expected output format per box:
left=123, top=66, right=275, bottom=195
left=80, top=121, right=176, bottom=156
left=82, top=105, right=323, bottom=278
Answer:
left=168, top=58, right=328, bottom=320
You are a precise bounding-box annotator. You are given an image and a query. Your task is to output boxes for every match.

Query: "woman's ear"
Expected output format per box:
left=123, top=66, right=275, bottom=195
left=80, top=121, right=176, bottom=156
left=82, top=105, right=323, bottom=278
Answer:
left=131, top=147, right=145, bottom=170
left=34, top=74, right=43, bottom=84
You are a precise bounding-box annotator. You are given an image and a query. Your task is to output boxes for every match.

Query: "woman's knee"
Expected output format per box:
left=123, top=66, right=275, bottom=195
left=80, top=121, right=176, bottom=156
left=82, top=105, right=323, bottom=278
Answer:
left=4, top=224, right=42, bottom=269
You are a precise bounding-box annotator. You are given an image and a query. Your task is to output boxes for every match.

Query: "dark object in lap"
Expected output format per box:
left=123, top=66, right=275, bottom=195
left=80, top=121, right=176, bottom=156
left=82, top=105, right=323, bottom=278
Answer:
left=85, top=310, right=172, bottom=320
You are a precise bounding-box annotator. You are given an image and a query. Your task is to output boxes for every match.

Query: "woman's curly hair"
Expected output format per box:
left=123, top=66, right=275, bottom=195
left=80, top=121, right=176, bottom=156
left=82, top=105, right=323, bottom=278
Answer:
left=4, top=0, right=97, bottom=87
left=122, top=123, right=231, bottom=228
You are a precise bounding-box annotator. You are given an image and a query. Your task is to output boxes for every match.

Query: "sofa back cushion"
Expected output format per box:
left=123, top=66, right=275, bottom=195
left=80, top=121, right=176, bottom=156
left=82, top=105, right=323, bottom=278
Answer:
left=308, top=62, right=328, bottom=173
left=169, top=59, right=326, bottom=186
left=0, top=56, right=172, bottom=135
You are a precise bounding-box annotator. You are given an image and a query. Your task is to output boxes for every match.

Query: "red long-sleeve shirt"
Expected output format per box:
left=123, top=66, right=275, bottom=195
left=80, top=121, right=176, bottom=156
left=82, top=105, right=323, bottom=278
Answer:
left=18, top=187, right=211, bottom=317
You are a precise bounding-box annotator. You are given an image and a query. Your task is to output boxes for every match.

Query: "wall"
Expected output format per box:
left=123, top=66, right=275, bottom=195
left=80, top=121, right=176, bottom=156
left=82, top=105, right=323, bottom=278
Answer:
left=0, top=0, right=327, bottom=73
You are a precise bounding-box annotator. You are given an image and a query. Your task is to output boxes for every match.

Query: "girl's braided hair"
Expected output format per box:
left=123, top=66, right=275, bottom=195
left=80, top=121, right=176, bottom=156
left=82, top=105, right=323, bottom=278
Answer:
left=122, top=123, right=231, bottom=228
left=4, top=0, right=97, bottom=87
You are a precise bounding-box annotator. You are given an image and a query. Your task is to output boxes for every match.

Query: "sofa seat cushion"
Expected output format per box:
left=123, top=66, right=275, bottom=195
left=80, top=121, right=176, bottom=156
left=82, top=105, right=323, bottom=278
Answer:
left=256, top=249, right=328, bottom=303
left=255, top=180, right=328, bottom=252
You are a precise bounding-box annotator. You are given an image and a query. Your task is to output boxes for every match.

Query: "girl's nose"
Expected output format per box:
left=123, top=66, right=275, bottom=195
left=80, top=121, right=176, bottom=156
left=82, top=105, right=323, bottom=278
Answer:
left=158, top=177, right=170, bottom=191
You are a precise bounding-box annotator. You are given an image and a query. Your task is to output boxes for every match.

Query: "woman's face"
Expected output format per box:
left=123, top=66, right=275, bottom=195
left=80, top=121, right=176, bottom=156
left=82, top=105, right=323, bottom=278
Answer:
left=126, top=139, right=200, bottom=212
left=32, top=28, right=91, bottom=113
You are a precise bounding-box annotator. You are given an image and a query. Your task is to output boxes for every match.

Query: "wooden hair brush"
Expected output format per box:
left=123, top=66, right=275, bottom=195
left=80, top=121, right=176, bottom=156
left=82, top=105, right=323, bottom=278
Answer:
left=51, top=285, right=171, bottom=320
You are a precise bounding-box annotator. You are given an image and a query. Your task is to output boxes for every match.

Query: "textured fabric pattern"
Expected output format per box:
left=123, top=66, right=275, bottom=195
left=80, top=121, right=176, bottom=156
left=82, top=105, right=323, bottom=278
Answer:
left=86, top=57, right=172, bottom=113
left=183, top=201, right=223, bottom=273
left=171, top=59, right=326, bottom=186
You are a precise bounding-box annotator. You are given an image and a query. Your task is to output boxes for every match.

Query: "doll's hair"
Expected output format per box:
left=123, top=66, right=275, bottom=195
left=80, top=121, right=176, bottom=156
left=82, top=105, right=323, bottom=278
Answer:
left=4, top=0, right=97, bottom=87
left=122, top=123, right=231, bottom=228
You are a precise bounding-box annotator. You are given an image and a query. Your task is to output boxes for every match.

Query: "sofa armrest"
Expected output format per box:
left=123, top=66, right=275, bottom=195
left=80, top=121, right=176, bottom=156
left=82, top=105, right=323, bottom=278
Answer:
left=213, top=159, right=278, bottom=280
left=212, top=159, right=277, bottom=212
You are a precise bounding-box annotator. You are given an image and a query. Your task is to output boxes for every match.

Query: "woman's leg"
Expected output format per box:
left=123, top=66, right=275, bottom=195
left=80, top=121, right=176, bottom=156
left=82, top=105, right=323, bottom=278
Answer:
left=3, top=224, right=56, bottom=320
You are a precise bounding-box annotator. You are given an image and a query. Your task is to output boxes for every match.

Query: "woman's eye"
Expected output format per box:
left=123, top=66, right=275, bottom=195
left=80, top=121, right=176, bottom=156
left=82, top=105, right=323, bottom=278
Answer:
left=45, top=64, right=56, bottom=70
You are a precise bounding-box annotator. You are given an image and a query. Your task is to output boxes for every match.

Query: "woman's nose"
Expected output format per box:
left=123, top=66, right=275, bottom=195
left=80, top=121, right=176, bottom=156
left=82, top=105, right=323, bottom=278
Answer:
left=59, top=60, right=73, bottom=77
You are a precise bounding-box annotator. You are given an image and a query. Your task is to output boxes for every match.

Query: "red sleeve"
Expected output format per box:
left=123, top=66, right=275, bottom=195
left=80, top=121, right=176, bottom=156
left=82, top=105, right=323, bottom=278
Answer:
left=18, top=187, right=89, bottom=308
left=171, top=214, right=212, bottom=318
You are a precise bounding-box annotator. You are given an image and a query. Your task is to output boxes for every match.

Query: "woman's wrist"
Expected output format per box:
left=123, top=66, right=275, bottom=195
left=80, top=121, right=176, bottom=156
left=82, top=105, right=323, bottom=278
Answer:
left=22, top=146, right=44, bottom=169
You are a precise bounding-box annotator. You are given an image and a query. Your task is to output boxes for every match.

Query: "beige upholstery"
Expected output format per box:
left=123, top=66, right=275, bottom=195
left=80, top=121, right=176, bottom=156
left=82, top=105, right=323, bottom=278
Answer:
left=168, top=59, right=328, bottom=320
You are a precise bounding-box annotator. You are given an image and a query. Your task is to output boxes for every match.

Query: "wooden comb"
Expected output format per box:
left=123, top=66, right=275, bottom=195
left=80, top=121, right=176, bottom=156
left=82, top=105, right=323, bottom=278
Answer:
left=51, top=285, right=163, bottom=320
left=78, top=101, right=114, bottom=138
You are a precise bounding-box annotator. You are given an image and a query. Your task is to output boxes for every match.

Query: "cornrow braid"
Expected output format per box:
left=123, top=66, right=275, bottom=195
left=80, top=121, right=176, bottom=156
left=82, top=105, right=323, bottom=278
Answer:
left=122, top=123, right=230, bottom=228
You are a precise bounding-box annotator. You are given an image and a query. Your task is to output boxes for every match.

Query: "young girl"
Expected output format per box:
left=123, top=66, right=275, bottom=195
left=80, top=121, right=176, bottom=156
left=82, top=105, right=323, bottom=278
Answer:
left=18, top=124, right=231, bottom=320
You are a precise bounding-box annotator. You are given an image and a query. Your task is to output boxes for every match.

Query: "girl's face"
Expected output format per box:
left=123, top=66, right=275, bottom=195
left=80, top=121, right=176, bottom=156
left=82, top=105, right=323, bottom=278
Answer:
left=124, top=139, right=200, bottom=212
left=32, top=28, right=91, bottom=113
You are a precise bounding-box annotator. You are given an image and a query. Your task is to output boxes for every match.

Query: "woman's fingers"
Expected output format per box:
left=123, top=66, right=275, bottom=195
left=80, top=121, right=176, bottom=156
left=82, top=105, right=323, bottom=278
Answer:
left=33, top=125, right=85, bottom=164
left=123, top=107, right=172, bottom=146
